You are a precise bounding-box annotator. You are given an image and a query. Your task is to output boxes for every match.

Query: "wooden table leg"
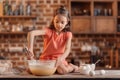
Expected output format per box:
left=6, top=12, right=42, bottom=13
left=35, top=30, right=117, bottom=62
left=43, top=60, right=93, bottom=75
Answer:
left=115, top=50, right=119, bottom=68
left=110, top=50, right=113, bottom=67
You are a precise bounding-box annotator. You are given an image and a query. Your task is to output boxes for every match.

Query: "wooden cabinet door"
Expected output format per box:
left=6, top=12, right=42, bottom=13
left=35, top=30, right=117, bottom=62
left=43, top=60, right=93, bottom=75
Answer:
left=71, top=17, right=91, bottom=33
left=95, top=17, right=116, bottom=33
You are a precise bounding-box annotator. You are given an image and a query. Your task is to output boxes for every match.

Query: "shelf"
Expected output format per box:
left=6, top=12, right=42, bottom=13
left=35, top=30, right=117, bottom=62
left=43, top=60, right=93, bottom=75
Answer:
left=93, top=0, right=114, bottom=2
left=117, top=16, right=120, bottom=18
left=94, top=15, right=114, bottom=17
left=0, top=15, right=36, bottom=19
left=0, top=32, right=27, bottom=35
left=70, top=0, right=91, bottom=2
left=72, top=16, right=91, bottom=18
left=73, top=33, right=117, bottom=35
left=70, top=1, right=91, bottom=16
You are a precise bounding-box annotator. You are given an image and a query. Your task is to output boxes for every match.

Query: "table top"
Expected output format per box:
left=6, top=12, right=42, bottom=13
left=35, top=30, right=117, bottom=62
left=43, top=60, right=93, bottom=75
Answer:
left=0, top=70, right=120, bottom=79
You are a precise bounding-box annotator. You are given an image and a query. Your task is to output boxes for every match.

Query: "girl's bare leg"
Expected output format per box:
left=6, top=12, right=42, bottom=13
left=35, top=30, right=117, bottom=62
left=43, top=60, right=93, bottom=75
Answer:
left=57, top=64, right=73, bottom=74
left=57, top=63, right=79, bottom=74
left=69, top=63, right=79, bottom=72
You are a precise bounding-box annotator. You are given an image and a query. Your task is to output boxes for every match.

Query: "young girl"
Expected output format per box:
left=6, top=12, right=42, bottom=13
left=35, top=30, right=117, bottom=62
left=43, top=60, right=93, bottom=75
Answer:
left=27, top=6, right=78, bottom=74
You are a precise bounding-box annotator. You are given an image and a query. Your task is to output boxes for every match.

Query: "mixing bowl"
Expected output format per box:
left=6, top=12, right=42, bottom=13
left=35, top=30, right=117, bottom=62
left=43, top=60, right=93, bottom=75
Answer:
left=28, top=60, right=56, bottom=76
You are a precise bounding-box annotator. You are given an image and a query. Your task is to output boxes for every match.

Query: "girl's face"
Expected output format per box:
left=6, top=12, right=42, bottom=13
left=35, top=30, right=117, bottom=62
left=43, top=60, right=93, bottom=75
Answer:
left=53, top=14, right=68, bottom=32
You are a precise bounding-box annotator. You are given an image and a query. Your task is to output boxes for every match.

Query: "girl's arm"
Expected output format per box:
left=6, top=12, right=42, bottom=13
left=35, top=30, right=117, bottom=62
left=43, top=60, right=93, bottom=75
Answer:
left=56, top=36, right=72, bottom=66
left=27, top=30, right=45, bottom=59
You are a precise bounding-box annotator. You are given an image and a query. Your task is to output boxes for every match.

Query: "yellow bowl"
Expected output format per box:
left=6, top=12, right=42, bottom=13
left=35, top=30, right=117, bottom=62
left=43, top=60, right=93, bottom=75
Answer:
left=28, top=60, right=56, bottom=76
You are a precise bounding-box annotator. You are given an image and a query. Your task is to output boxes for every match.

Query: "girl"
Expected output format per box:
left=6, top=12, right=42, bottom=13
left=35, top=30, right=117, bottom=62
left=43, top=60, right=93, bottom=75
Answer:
left=27, top=6, right=78, bottom=74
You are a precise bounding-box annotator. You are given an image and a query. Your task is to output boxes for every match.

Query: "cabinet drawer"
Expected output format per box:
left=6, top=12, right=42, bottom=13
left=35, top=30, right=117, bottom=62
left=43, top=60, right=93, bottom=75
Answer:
left=71, top=18, right=91, bottom=33
left=95, top=17, right=116, bottom=33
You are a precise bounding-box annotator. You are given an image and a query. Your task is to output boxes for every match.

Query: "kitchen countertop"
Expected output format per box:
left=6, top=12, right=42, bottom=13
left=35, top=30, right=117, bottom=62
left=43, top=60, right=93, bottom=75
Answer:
left=0, top=70, right=120, bottom=80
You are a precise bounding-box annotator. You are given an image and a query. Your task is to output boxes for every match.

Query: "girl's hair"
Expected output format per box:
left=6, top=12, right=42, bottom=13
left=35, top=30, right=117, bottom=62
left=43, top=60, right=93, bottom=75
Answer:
left=49, top=6, right=71, bottom=32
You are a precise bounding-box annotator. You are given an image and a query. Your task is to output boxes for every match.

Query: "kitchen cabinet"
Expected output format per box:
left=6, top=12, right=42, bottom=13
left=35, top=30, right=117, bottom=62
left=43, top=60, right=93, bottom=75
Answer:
left=69, top=0, right=120, bottom=34
left=72, top=16, right=91, bottom=33
left=95, top=17, right=116, bottom=33
left=69, top=0, right=120, bottom=68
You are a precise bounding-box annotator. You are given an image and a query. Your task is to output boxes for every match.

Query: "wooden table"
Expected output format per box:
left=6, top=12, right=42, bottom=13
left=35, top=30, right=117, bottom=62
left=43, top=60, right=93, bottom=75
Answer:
left=0, top=70, right=120, bottom=80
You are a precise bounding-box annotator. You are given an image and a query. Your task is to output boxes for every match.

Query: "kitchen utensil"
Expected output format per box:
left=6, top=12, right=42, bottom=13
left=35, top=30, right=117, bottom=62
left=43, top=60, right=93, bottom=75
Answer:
left=95, top=59, right=101, bottom=65
left=24, top=47, right=36, bottom=60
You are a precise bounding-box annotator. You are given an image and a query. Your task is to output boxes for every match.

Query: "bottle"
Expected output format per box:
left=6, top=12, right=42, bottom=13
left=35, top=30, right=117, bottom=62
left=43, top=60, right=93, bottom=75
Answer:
left=26, top=2, right=31, bottom=16
left=12, top=2, right=16, bottom=15
left=4, top=0, right=9, bottom=15
left=94, top=8, right=98, bottom=16
left=8, top=0, right=12, bottom=15
left=0, top=0, right=3, bottom=16
left=108, top=9, right=112, bottom=16
left=104, top=8, right=107, bottom=16
left=19, top=1, right=24, bottom=15
left=97, top=9, right=101, bottom=16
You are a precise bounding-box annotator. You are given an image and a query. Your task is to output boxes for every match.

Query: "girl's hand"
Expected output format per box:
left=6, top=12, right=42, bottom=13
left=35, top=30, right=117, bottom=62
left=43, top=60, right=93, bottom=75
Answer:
left=55, top=57, right=64, bottom=67
left=28, top=55, right=35, bottom=60
left=24, top=47, right=35, bottom=60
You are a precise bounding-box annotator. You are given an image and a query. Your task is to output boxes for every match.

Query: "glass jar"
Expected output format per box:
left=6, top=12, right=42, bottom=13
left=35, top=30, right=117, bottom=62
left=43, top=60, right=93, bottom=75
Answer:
left=0, top=60, right=12, bottom=74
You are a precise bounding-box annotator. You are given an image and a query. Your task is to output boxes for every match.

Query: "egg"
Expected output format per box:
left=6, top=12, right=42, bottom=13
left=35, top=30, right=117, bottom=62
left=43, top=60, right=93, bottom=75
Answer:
left=99, top=70, right=106, bottom=75
left=89, top=70, right=95, bottom=76
left=108, top=65, right=112, bottom=69
left=82, top=66, right=87, bottom=70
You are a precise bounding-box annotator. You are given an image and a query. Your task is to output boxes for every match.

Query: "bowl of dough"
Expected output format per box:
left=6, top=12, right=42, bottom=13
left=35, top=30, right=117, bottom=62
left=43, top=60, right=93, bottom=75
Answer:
left=28, top=60, right=57, bottom=76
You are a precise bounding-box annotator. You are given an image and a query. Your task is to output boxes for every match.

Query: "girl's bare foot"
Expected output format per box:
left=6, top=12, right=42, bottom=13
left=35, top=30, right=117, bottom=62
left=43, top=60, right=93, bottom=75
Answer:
left=69, top=63, right=79, bottom=72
